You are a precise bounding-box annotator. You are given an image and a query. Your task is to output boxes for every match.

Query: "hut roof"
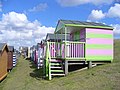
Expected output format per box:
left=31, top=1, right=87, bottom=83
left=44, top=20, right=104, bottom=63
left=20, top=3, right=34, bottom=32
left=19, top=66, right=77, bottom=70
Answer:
left=46, top=33, right=70, bottom=41
left=0, top=43, right=9, bottom=52
left=55, top=20, right=113, bottom=33
left=8, top=46, right=14, bottom=52
left=60, top=20, right=112, bottom=27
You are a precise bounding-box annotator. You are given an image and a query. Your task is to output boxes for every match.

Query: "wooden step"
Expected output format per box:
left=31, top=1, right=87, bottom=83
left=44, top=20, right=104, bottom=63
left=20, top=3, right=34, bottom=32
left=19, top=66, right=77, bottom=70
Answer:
left=50, top=59, right=62, bottom=62
left=51, top=70, right=64, bottom=72
left=51, top=74, right=65, bottom=76
left=51, top=63, right=62, bottom=66
left=51, top=66, right=63, bottom=69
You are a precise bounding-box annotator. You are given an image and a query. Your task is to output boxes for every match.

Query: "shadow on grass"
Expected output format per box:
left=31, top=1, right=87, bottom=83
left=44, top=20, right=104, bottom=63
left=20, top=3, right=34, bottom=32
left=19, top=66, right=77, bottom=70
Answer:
left=68, top=64, right=88, bottom=72
left=29, top=61, right=43, bottom=80
left=0, top=75, right=7, bottom=83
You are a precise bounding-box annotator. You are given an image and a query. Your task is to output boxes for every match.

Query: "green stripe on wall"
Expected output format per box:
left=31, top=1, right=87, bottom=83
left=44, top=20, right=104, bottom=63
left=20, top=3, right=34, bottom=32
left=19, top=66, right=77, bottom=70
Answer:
left=86, top=55, right=113, bottom=61
left=86, top=33, right=113, bottom=38
left=86, top=44, right=113, bottom=49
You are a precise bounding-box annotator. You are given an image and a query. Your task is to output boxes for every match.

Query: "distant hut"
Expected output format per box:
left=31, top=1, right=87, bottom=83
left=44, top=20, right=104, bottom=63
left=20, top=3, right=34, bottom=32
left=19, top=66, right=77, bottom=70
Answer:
left=7, top=46, right=14, bottom=72
left=30, top=46, right=36, bottom=61
left=30, top=47, right=34, bottom=60
left=34, top=49, right=38, bottom=64
left=0, top=43, right=9, bottom=81
left=19, top=46, right=28, bottom=58
left=27, top=47, right=30, bottom=59
left=13, top=54, right=17, bottom=67
left=37, top=42, right=44, bottom=69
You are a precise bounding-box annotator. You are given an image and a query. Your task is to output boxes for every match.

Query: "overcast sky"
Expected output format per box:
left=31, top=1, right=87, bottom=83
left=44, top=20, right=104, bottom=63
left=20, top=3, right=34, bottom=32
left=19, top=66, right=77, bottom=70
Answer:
left=0, top=0, right=120, bottom=49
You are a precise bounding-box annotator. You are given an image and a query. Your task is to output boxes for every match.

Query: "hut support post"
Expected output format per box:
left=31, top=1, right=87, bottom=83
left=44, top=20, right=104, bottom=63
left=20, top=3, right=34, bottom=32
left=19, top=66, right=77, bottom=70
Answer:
left=64, top=26, right=67, bottom=58
left=88, top=61, right=92, bottom=69
left=65, top=60, right=68, bottom=75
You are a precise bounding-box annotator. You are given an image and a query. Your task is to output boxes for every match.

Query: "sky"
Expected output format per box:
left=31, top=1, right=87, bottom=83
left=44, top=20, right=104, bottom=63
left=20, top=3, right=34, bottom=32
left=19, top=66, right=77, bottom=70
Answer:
left=0, top=0, right=120, bottom=49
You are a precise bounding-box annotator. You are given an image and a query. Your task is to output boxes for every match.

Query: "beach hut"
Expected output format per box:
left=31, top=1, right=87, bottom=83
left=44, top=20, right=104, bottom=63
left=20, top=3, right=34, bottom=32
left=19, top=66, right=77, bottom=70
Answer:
left=30, top=47, right=34, bottom=61
left=7, top=46, right=14, bottom=71
left=14, top=49, right=20, bottom=60
left=19, top=46, right=28, bottom=58
left=37, top=41, right=46, bottom=69
left=37, top=40, right=46, bottom=69
left=30, top=45, right=36, bottom=61
left=0, top=43, right=9, bottom=81
left=37, top=43, right=42, bottom=69
left=44, top=20, right=114, bottom=80
left=31, top=45, right=38, bottom=64
left=13, top=54, right=17, bottom=67
left=34, top=49, right=38, bottom=64
left=27, top=47, right=31, bottom=59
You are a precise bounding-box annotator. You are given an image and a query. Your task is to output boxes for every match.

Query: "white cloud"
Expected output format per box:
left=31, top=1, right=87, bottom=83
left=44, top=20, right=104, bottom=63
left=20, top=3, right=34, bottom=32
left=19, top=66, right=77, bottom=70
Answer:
left=29, top=3, right=48, bottom=12
left=112, top=24, right=120, bottom=35
left=107, top=3, right=120, bottom=18
left=57, top=0, right=114, bottom=7
left=88, top=10, right=106, bottom=20
left=0, top=12, right=55, bottom=49
left=2, top=12, right=28, bottom=27
left=88, top=3, right=120, bottom=21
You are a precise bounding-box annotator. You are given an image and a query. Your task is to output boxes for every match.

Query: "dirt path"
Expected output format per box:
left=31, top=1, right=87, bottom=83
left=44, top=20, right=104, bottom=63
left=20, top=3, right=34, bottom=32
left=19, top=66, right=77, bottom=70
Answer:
left=0, top=57, right=69, bottom=90
left=0, top=57, right=44, bottom=90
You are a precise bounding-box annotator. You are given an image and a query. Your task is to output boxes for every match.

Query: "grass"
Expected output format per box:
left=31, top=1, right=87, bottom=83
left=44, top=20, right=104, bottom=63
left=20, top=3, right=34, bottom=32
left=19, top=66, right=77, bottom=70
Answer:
left=0, top=39, right=120, bottom=90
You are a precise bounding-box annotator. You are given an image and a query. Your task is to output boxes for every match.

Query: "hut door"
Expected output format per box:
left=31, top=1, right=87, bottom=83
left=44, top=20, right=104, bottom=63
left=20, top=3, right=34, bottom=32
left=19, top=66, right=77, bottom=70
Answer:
left=74, top=31, right=80, bottom=41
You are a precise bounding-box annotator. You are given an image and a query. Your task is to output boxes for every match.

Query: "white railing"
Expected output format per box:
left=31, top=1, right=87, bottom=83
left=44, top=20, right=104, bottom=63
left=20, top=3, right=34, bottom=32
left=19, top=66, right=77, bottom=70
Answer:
left=61, top=41, right=85, bottom=59
left=45, top=41, right=85, bottom=59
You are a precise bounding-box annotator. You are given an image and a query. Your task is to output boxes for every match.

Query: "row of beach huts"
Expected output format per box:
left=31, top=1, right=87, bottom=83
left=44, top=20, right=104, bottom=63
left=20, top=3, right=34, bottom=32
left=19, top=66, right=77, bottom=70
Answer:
left=0, top=43, right=19, bottom=81
left=0, top=20, right=114, bottom=81
left=28, top=20, right=114, bottom=80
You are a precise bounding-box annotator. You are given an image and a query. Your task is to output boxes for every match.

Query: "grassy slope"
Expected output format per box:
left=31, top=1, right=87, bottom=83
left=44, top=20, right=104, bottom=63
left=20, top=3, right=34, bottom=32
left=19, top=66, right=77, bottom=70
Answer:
left=0, top=39, right=120, bottom=90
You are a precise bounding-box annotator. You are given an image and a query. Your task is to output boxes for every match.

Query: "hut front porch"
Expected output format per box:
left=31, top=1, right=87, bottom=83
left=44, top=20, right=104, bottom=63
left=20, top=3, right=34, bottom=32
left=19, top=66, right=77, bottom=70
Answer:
left=46, top=41, right=86, bottom=60
left=43, top=41, right=86, bottom=80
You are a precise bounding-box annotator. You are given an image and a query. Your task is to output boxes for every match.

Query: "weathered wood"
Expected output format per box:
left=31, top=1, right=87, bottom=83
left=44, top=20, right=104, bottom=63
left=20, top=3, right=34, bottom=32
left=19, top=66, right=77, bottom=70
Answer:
left=7, top=52, right=13, bottom=70
left=0, top=44, right=9, bottom=81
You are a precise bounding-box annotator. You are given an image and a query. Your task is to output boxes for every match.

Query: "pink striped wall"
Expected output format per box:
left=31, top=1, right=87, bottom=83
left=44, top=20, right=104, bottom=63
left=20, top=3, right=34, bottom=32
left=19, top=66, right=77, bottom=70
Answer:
left=86, top=38, right=113, bottom=44
left=86, top=28, right=113, bottom=34
left=86, top=28, right=113, bottom=58
left=86, top=49, right=113, bottom=56
left=86, top=28, right=113, bottom=45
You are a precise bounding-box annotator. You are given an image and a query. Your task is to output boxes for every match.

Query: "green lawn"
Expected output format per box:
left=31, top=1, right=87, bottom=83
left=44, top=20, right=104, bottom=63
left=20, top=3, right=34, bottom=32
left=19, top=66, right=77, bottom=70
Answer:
left=0, top=39, right=120, bottom=90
